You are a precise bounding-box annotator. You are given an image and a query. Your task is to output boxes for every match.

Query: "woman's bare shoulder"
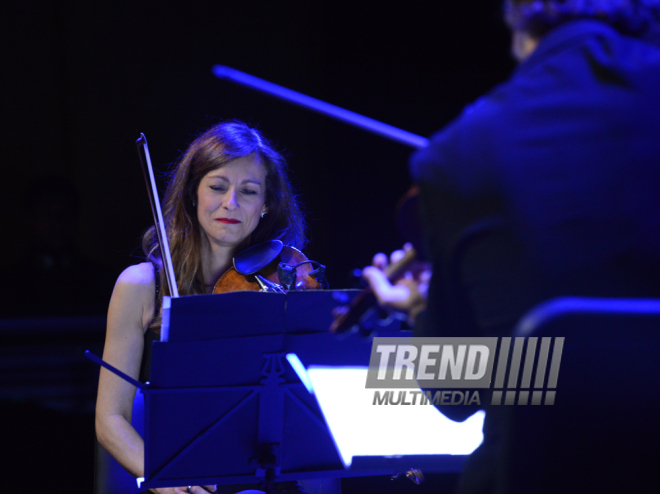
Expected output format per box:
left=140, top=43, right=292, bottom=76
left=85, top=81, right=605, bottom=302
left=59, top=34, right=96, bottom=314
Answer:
left=117, top=262, right=156, bottom=286
left=111, top=262, right=155, bottom=309
left=109, top=262, right=157, bottom=333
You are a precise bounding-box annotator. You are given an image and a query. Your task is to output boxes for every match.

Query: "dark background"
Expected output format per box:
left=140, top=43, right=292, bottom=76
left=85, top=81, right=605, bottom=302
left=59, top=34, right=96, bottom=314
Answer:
left=1, top=1, right=514, bottom=492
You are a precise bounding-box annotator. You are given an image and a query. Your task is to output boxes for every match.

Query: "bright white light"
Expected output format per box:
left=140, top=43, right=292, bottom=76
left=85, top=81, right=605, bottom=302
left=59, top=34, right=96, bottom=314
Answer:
left=307, top=366, right=484, bottom=467
left=286, top=353, right=314, bottom=393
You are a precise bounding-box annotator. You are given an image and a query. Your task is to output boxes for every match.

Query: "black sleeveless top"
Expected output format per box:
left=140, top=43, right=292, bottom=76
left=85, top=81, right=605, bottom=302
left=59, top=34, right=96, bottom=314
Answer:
left=138, top=262, right=160, bottom=383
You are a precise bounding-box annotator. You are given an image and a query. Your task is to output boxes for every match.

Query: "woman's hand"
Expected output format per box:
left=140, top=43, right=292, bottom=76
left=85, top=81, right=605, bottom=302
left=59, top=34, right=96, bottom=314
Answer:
left=361, top=243, right=431, bottom=324
left=150, top=485, right=217, bottom=493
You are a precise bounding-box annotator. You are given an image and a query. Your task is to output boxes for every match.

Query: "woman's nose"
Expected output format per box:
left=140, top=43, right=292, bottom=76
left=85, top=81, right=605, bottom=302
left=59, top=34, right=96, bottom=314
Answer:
left=223, top=188, right=238, bottom=210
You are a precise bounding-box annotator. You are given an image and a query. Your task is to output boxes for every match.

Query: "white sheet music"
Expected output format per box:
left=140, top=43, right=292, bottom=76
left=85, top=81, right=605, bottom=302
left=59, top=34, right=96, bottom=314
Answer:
left=304, top=366, right=485, bottom=467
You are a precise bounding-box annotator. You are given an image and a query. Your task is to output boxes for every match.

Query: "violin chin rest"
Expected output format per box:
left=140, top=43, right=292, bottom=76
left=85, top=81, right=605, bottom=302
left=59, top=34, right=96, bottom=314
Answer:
left=234, top=240, right=284, bottom=275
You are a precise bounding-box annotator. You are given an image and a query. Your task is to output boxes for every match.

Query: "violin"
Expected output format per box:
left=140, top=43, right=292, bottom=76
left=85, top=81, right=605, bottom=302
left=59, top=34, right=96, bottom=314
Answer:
left=213, top=240, right=328, bottom=293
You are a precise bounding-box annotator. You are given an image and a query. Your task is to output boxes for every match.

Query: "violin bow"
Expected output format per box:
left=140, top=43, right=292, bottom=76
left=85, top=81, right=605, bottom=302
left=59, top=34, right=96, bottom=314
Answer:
left=213, top=65, right=429, bottom=149
left=213, top=66, right=427, bottom=333
left=136, top=134, right=180, bottom=298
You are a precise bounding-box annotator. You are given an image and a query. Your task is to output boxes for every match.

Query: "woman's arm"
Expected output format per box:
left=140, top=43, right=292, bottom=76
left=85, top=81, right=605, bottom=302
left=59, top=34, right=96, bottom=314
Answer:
left=96, top=263, right=216, bottom=494
left=96, top=262, right=155, bottom=478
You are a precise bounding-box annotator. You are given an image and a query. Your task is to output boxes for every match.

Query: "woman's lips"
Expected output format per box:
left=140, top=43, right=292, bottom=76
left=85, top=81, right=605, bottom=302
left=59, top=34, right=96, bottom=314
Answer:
left=216, top=218, right=241, bottom=224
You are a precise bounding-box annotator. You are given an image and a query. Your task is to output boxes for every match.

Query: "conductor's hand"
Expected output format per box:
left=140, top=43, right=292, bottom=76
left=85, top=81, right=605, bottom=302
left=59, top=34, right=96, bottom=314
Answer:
left=150, top=486, right=217, bottom=493
left=361, top=243, right=431, bottom=324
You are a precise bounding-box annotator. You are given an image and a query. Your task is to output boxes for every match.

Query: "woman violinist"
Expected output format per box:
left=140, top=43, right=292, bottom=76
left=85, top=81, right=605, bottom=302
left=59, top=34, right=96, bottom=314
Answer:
left=96, top=121, right=307, bottom=494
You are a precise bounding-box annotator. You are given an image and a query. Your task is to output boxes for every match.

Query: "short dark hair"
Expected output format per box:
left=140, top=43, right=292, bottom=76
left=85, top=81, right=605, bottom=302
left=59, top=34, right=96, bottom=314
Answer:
left=505, top=0, right=660, bottom=44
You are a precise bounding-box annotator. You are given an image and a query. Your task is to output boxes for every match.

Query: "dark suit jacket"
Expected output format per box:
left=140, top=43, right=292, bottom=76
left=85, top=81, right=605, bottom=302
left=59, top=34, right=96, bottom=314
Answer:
left=412, top=18, right=660, bottom=342
left=409, top=19, right=660, bottom=493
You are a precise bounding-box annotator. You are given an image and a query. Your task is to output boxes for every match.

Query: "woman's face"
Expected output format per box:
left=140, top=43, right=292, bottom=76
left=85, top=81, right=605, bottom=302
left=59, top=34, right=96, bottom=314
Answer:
left=196, top=154, right=267, bottom=250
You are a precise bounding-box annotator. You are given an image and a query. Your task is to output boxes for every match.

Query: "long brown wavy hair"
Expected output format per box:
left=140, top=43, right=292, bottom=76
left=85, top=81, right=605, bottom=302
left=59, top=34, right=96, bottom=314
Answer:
left=142, top=121, right=307, bottom=329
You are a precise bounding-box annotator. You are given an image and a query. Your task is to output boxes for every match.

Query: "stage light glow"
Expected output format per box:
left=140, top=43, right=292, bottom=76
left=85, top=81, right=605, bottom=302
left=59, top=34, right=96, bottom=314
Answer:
left=286, top=353, right=314, bottom=393
left=305, top=366, right=485, bottom=467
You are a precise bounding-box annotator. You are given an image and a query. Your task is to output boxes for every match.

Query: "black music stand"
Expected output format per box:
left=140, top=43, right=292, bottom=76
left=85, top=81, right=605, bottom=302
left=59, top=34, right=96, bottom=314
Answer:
left=141, top=290, right=403, bottom=492
left=89, top=290, right=477, bottom=493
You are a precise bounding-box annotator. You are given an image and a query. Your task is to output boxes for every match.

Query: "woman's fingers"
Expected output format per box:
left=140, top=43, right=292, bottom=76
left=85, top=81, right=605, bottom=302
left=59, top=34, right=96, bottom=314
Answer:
left=151, top=485, right=216, bottom=493
left=172, top=486, right=217, bottom=494
left=189, top=486, right=218, bottom=493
